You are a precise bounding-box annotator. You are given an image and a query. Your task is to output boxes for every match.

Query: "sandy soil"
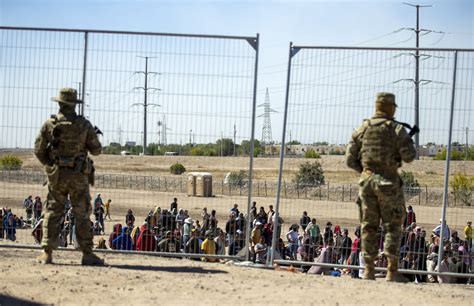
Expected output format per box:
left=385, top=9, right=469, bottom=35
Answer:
left=0, top=248, right=473, bottom=305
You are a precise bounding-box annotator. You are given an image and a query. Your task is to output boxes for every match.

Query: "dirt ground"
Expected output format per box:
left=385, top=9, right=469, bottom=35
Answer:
left=0, top=248, right=473, bottom=306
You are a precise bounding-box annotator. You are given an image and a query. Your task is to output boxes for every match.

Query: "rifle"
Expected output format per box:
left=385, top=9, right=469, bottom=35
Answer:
left=394, top=120, right=419, bottom=138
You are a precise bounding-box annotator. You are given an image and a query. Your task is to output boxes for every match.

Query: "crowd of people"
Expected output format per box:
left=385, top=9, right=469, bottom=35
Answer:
left=98, top=198, right=472, bottom=283
left=1, top=194, right=472, bottom=283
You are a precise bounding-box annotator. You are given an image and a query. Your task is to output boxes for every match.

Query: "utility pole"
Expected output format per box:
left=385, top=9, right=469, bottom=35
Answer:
left=403, top=3, right=433, bottom=159
left=220, top=131, right=223, bottom=157
left=189, top=129, right=192, bottom=146
left=466, top=127, right=469, bottom=160
left=133, top=56, right=160, bottom=155
left=233, top=123, right=237, bottom=157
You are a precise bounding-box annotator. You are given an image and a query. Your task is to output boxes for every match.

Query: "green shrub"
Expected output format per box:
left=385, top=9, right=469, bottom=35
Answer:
left=450, top=172, right=473, bottom=206
left=170, top=163, right=186, bottom=175
left=228, top=170, right=248, bottom=187
left=304, top=149, right=320, bottom=159
left=293, top=161, right=325, bottom=188
left=0, top=155, right=22, bottom=170
left=433, top=148, right=469, bottom=161
left=400, top=171, right=420, bottom=188
left=400, top=170, right=421, bottom=196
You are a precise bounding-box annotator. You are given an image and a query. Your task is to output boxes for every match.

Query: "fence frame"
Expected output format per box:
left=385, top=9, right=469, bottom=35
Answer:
left=270, top=43, right=474, bottom=279
left=0, top=26, right=260, bottom=262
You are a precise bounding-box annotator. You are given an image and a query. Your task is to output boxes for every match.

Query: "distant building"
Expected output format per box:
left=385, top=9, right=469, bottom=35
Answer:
left=263, top=144, right=346, bottom=156
left=419, top=144, right=442, bottom=157
left=125, top=141, right=136, bottom=147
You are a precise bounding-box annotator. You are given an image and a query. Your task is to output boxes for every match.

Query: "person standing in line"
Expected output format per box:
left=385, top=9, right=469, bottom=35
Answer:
left=24, top=195, right=33, bottom=221
left=170, top=197, right=178, bottom=212
left=34, top=88, right=104, bottom=265
left=33, top=196, right=43, bottom=221
left=346, top=92, right=416, bottom=282
left=464, top=221, right=472, bottom=251
left=104, top=199, right=112, bottom=220
left=93, top=193, right=103, bottom=213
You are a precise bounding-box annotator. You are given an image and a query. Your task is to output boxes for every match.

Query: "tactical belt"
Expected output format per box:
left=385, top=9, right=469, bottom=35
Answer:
left=363, top=168, right=398, bottom=177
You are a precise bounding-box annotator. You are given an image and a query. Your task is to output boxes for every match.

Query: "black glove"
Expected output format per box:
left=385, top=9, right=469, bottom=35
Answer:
left=94, top=126, right=103, bottom=135
left=408, top=125, right=420, bottom=137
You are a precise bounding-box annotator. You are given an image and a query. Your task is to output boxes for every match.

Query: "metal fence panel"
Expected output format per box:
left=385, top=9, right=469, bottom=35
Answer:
left=271, top=45, right=474, bottom=281
left=0, top=27, right=259, bottom=261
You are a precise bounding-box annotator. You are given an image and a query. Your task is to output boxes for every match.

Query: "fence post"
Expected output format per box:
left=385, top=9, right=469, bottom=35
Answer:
left=165, top=178, right=168, bottom=191
left=222, top=180, right=224, bottom=195
left=284, top=181, right=287, bottom=198
left=257, top=181, right=260, bottom=197
left=265, top=181, right=267, bottom=197
left=327, top=182, right=330, bottom=200
left=297, top=182, right=299, bottom=198
left=342, top=185, right=345, bottom=202
left=240, top=184, right=242, bottom=196
left=319, top=186, right=322, bottom=200
left=418, top=188, right=421, bottom=205
left=349, top=185, right=352, bottom=201
left=229, top=182, right=231, bottom=196
left=425, top=185, right=428, bottom=205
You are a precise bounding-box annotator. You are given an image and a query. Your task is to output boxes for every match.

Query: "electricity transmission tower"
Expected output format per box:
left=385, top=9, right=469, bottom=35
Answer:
left=258, top=88, right=277, bottom=145
left=157, top=115, right=171, bottom=147
left=132, top=56, right=161, bottom=155
left=117, top=126, right=123, bottom=145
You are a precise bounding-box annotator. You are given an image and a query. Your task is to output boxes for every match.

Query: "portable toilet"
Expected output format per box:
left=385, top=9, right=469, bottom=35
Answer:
left=196, top=172, right=212, bottom=197
left=187, top=172, right=197, bottom=196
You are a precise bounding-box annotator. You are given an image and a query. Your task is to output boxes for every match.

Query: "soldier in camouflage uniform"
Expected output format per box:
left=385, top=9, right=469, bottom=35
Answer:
left=34, top=88, right=104, bottom=265
left=346, top=92, right=416, bottom=282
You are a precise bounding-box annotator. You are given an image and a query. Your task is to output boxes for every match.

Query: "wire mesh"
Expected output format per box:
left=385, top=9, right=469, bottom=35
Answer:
left=271, top=46, right=473, bottom=281
left=0, top=27, right=258, bottom=261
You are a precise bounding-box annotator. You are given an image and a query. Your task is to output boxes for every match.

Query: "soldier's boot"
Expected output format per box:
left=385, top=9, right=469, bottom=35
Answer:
left=36, top=249, right=53, bottom=264
left=363, top=257, right=375, bottom=280
left=386, top=257, right=409, bottom=283
left=82, top=250, right=105, bottom=266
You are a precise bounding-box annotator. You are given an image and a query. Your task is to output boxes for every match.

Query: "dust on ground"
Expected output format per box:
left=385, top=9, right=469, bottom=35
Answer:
left=0, top=248, right=472, bottom=305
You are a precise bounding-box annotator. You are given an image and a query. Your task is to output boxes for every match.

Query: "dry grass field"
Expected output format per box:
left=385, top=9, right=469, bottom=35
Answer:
left=12, top=151, right=474, bottom=186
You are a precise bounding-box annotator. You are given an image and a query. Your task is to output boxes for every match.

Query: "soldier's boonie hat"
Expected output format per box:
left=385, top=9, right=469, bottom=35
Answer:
left=375, top=92, right=397, bottom=107
left=51, top=88, right=83, bottom=105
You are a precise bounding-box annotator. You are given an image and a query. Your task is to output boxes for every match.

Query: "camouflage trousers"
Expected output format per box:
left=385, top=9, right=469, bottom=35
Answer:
left=358, top=172, right=406, bottom=261
left=42, top=168, right=93, bottom=252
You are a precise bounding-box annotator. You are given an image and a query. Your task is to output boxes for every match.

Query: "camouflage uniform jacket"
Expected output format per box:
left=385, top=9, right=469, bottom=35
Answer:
left=34, top=112, right=101, bottom=168
left=346, top=116, right=416, bottom=178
